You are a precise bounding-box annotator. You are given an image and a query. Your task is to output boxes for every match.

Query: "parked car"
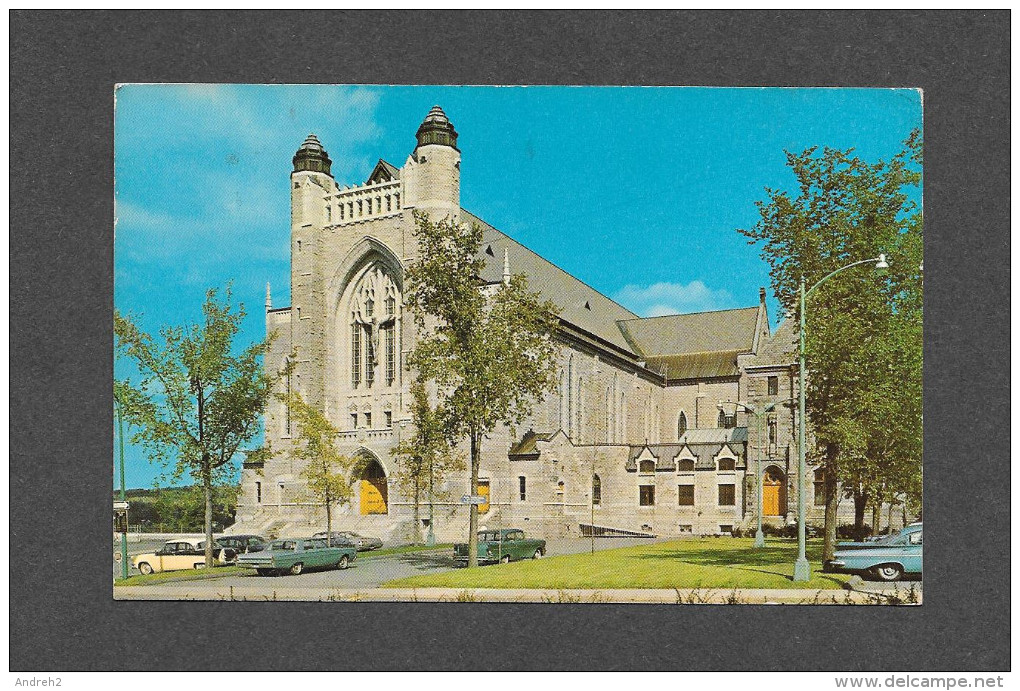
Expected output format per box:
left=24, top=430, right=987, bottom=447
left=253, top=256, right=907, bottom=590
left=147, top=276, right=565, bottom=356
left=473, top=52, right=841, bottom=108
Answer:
left=132, top=538, right=236, bottom=575
left=837, top=523, right=923, bottom=551
left=215, top=534, right=268, bottom=556
left=454, top=528, right=546, bottom=565
left=236, top=537, right=357, bottom=576
left=311, top=531, right=382, bottom=551
left=824, top=524, right=922, bottom=581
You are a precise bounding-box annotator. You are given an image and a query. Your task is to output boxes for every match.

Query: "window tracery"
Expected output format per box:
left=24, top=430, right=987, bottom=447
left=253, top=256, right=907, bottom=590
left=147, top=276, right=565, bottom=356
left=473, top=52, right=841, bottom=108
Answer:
left=348, top=265, right=401, bottom=389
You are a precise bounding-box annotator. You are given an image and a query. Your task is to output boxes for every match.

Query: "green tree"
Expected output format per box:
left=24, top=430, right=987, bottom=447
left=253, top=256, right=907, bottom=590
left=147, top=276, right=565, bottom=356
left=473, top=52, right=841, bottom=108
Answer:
left=284, top=393, right=356, bottom=545
left=114, top=286, right=281, bottom=566
left=739, top=132, right=922, bottom=560
left=406, top=211, right=561, bottom=567
left=392, top=380, right=464, bottom=543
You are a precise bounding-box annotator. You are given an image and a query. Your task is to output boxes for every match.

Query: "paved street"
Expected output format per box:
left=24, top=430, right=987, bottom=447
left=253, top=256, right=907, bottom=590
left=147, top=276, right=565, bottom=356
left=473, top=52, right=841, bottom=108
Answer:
left=115, top=537, right=665, bottom=590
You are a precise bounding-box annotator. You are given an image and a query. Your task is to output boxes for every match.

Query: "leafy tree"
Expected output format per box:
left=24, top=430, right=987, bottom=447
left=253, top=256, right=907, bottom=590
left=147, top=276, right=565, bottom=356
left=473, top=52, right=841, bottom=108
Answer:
left=405, top=211, right=561, bottom=567
left=284, top=393, right=356, bottom=545
left=114, top=286, right=281, bottom=566
left=739, top=132, right=922, bottom=560
left=392, top=380, right=464, bottom=543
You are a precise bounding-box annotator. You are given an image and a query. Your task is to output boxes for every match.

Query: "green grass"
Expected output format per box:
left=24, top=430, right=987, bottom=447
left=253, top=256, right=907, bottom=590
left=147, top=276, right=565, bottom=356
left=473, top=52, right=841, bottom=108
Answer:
left=384, top=538, right=850, bottom=590
left=115, top=565, right=246, bottom=587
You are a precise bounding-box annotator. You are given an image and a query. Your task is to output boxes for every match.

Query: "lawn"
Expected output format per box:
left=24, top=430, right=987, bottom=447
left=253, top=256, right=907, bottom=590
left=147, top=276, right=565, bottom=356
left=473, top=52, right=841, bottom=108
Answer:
left=384, top=538, right=850, bottom=590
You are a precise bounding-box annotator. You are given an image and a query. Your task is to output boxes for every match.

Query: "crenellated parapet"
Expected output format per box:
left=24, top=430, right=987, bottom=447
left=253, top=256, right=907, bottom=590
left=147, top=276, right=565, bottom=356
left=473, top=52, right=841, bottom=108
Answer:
left=328, top=179, right=403, bottom=226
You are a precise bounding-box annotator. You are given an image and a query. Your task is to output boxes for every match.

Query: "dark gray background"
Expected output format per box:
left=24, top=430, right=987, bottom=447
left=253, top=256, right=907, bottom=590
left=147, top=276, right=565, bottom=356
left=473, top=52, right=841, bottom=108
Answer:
left=10, top=10, right=1009, bottom=671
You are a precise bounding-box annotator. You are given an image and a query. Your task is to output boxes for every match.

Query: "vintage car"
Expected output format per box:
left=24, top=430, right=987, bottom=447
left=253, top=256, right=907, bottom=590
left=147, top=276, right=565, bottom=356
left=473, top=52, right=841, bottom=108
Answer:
left=312, top=530, right=383, bottom=551
left=837, top=522, right=923, bottom=551
left=454, top=528, right=546, bottom=565
left=825, top=525, right=922, bottom=581
left=214, top=534, right=267, bottom=556
left=236, top=537, right=357, bottom=576
left=132, top=538, right=236, bottom=575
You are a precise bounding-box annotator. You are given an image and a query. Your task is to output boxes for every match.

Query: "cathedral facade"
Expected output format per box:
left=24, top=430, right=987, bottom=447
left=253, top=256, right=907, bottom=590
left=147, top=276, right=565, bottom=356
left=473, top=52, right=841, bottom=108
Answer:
left=234, top=106, right=835, bottom=542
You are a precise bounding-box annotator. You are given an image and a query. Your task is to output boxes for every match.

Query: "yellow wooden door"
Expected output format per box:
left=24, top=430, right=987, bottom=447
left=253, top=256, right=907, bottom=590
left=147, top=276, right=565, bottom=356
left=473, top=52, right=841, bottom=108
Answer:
left=763, top=478, right=781, bottom=516
left=477, top=480, right=490, bottom=514
left=360, top=477, right=388, bottom=515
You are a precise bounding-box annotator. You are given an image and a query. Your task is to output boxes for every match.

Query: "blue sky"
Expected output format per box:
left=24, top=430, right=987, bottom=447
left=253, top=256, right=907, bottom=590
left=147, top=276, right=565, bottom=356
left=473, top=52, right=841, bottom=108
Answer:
left=114, top=85, right=922, bottom=489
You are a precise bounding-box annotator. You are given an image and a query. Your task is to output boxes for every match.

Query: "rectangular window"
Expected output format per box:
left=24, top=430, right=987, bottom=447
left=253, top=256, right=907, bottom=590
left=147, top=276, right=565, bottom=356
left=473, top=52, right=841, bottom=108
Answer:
left=385, top=324, right=396, bottom=385
left=678, top=524, right=692, bottom=534
left=351, top=323, right=362, bottom=387
left=364, top=412, right=372, bottom=429
left=384, top=411, right=392, bottom=428
left=678, top=484, right=695, bottom=506
left=255, top=481, right=261, bottom=504
left=364, top=325, right=375, bottom=387
left=718, top=484, right=736, bottom=506
left=519, top=476, right=526, bottom=501
left=767, top=415, right=778, bottom=446
left=768, top=376, right=779, bottom=396
left=350, top=413, right=358, bottom=430
left=639, top=485, right=655, bottom=506
left=814, top=479, right=826, bottom=506
left=326, top=205, right=332, bottom=223
left=719, top=524, right=733, bottom=534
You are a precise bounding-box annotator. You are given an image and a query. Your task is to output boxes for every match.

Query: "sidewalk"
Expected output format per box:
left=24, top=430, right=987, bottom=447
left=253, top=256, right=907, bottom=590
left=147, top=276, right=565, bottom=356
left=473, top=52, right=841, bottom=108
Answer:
left=114, top=584, right=920, bottom=604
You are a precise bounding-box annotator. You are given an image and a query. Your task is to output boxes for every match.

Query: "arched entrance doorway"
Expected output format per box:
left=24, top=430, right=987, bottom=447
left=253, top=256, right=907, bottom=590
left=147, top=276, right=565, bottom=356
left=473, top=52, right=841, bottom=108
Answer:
left=762, top=466, right=786, bottom=517
left=359, top=458, right=388, bottom=515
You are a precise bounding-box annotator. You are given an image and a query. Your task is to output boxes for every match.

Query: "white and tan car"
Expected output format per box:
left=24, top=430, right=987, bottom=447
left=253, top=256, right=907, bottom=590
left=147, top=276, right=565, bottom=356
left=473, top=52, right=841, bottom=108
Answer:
left=132, top=538, right=235, bottom=575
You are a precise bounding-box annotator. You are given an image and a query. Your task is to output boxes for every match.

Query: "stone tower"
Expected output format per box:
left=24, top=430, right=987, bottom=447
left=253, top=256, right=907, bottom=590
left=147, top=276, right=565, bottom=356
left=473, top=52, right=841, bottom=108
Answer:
left=402, top=105, right=461, bottom=223
left=289, top=133, right=337, bottom=409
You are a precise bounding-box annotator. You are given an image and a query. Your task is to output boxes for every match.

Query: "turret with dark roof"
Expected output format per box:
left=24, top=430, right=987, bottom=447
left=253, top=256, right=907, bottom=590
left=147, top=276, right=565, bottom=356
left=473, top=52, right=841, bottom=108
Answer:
left=415, top=105, right=459, bottom=151
left=292, top=133, right=333, bottom=175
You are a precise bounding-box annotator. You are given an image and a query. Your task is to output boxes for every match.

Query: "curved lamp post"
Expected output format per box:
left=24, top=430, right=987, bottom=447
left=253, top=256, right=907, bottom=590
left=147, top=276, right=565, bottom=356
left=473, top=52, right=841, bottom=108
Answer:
left=793, top=253, right=889, bottom=582
left=719, top=400, right=777, bottom=548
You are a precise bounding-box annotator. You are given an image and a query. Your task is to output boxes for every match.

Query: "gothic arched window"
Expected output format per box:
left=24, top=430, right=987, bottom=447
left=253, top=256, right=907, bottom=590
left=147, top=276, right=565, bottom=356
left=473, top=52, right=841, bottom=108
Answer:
left=592, top=474, right=602, bottom=506
left=348, top=265, right=400, bottom=390
left=677, top=411, right=688, bottom=439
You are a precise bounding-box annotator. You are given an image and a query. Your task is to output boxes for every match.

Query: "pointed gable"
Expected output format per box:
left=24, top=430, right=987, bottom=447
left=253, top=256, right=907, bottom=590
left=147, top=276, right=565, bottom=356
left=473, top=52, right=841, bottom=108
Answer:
left=366, top=159, right=400, bottom=184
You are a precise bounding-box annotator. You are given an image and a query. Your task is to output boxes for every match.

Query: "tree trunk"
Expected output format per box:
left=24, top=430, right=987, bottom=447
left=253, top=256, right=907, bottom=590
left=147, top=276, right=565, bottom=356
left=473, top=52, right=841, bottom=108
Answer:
left=822, top=454, right=840, bottom=562
left=871, top=498, right=883, bottom=537
left=852, top=487, right=868, bottom=541
left=467, top=427, right=480, bottom=568
left=326, top=495, right=333, bottom=547
left=203, top=464, right=214, bottom=568
left=412, top=475, right=422, bottom=544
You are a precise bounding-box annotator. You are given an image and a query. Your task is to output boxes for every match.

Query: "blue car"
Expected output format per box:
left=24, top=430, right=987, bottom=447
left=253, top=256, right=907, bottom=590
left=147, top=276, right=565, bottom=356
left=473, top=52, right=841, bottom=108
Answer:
left=825, top=523, right=922, bottom=581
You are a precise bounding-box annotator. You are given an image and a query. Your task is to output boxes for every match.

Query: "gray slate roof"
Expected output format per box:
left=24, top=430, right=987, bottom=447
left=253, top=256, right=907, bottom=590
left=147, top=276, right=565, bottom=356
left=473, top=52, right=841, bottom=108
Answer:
left=625, top=428, right=748, bottom=472
left=464, top=209, right=640, bottom=353
left=749, top=317, right=797, bottom=367
left=644, top=350, right=743, bottom=381
left=617, top=307, right=761, bottom=358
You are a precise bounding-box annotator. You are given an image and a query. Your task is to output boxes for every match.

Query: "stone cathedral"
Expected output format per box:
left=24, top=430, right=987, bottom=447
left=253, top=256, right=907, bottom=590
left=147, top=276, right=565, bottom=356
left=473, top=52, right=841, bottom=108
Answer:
left=233, top=106, right=842, bottom=542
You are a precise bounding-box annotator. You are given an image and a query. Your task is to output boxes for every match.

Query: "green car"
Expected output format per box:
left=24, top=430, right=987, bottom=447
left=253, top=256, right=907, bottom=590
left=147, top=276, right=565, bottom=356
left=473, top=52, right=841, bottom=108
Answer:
left=236, top=537, right=357, bottom=576
left=454, top=528, right=546, bottom=565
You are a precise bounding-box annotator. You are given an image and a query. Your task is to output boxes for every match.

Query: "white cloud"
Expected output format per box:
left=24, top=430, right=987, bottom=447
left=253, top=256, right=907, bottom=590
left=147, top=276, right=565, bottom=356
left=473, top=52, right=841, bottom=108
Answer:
left=614, top=280, right=735, bottom=317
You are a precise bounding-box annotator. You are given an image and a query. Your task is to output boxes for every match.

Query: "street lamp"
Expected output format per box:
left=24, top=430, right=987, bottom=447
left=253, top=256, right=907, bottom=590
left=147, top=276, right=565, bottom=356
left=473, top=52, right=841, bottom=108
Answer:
left=114, top=389, right=130, bottom=581
left=794, top=253, right=888, bottom=582
left=719, top=400, right=777, bottom=549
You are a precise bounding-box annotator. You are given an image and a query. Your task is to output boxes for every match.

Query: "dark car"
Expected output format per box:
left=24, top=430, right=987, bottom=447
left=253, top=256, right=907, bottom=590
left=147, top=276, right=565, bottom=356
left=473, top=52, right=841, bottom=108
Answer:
left=216, top=534, right=268, bottom=555
left=454, top=528, right=546, bottom=564
left=311, top=531, right=382, bottom=551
